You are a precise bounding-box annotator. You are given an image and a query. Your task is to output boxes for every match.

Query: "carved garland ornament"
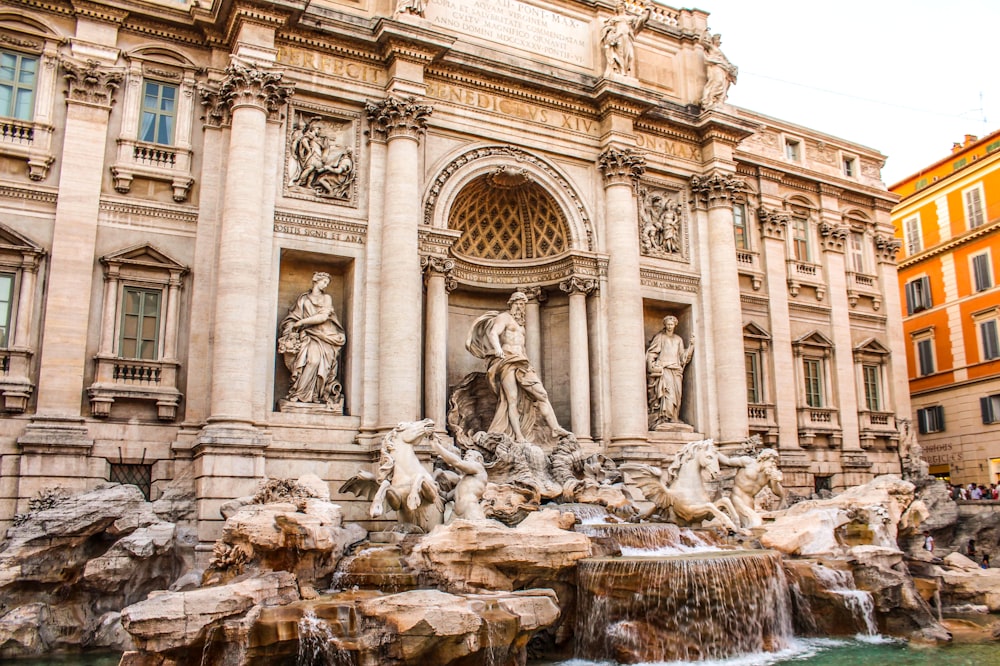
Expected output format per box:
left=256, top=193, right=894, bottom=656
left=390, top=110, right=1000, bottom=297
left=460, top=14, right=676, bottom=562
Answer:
left=597, top=147, right=646, bottom=186
left=365, top=96, right=432, bottom=141
left=61, top=59, right=123, bottom=107
left=689, top=173, right=745, bottom=210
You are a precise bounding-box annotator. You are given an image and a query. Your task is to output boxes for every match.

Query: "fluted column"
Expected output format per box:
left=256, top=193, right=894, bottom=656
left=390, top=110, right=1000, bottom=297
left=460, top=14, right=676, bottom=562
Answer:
left=560, top=277, right=597, bottom=440
left=366, top=96, right=432, bottom=427
left=690, top=173, right=749, bottom=442
left=422, top=256, right=455, bottom=430
left=205, top=64, right=293, bottom=431
left=599, top=147, right=648, bottom=445
left=758, top=207, right=799, bottom=450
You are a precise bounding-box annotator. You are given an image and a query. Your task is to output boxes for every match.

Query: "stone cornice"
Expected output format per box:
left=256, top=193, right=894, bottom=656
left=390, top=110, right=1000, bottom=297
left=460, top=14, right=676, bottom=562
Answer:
left=449, top=251, right=607, bottom=290
left=592, top=78, right=660, bottom=118
left=897, top=218, right=1000, bottom=268
left=818, top=183, right=843, bottom=198
left=374, top=18, right=455, bottom=65
left=223, top=2, right=293, bottom=46
left=365, top=95, right=432, bottom=141
left=689, top=172, right=745, bottom=209
left=71, top=0, right=128, bottom=24
left=597, top=147, right=646, bottom=186
left=639, top=266, right=700, bottom=293
left=61, top=58, right=124, bottom=107
left=428, top=67, right=594, bottom=116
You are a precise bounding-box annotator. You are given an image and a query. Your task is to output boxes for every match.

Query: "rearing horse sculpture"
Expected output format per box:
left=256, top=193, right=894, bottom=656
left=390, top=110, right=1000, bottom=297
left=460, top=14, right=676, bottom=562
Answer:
left=340, top=419, right=445, bottom=532
left=621, top=438, right=742, bottom=533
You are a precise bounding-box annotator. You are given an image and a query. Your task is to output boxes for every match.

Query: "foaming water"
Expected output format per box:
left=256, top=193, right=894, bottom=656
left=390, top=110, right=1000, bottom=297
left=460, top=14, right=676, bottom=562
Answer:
left=619, top=544, right=727, bottom=557
left=809, top=566, right=879, bottom=637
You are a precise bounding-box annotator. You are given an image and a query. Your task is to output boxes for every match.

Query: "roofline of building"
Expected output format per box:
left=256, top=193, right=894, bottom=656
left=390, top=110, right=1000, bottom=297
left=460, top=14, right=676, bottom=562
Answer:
left=889, top=126, right=1000, bottom=192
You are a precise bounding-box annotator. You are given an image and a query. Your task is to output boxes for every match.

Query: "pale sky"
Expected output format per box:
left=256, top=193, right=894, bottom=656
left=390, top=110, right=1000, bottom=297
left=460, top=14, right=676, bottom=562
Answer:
left=694, top=1, right=1000, bottom=186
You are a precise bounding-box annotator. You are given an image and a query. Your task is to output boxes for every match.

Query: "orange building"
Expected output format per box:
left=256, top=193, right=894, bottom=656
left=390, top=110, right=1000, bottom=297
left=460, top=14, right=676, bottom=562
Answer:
left=891, top=131, right=1000, bottom=484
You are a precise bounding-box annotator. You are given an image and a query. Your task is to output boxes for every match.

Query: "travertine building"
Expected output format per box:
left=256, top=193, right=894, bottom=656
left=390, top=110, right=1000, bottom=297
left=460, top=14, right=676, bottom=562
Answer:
left=0, top=0, right=906, bottom=547
left=891, top=131, right=1000, bottom=485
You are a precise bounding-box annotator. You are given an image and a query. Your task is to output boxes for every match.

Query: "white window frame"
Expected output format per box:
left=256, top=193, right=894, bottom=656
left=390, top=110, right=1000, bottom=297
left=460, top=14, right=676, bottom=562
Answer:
left=110, top=48, right=198, bottom=202
left=784, top=136, right=802, bottom=162
left=912, top=328, right=936, bottom=377
left=848, top=230, right=866, bottom=274
left=971, top=251, right=993, bottom=292
left=903, top=214, right=922, bottom=256
left=973, top=308, right=1000, bottom=362
left=791, top=216, right=811, bottom=262
left=841, top=153, right=858, bottom=178
left=0, top=19, right=60, bottom=181
left=962, top=182, right=986, bottom=229
left=0, top=222, right=43, bottom=413
left=917, top=405, right=944, bottom=434
left=905, top=275, right=932, bottom=315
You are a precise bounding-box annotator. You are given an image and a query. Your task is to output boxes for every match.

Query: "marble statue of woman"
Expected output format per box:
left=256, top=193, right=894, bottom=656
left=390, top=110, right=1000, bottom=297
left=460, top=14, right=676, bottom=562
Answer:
left=278, top=272, right=346, bottom=411
left=700, top=32, right=738, bottom=109
left=601, top=1, right=652, bottom=77
left=645, top=315, right=694, bottom=429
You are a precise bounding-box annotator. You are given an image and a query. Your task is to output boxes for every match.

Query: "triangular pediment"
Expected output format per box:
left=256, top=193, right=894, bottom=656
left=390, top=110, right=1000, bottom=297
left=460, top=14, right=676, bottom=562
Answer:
left=743, top=322, right=771, bottom=340
left=794, top=330, right=834, bottom=349
left=101, top=243, right=187, bottom=272
left=0, top=221, right=43, bottom=255
left=854, top=337, right=890, bottom=356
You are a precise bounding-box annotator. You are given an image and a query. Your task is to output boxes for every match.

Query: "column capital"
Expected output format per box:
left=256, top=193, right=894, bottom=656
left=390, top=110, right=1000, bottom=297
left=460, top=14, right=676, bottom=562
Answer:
left=365, top=95, right=432, bottom=142
left=516, top=285, right=547, bottom=304
left=420, top=255, right=457, bottom=291
left=874, top=233, right=902, bottom=265
left=61, top=58, right=123, bottom=107
left=199, top=83, right=231, bottom=128
left=757, top=206, right=789, bottom=240
left=219, top=63, right=294, bottom=119
left=559, top=276, right=598, bottom=296
left=597, top=147, right=646, bottom=186
left=689, top=172, right=745, bottom=210
left=819, top=221, right=847, bottom=253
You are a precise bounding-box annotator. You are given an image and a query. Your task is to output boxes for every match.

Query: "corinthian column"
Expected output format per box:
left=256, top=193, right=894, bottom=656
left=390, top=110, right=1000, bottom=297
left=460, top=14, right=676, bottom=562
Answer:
left=422, top=256, right=455, bottom=429
left=598, top=147, right=648, bottom=446
left=204, top=64, right=293, bottom=435
left=690, top=173, right=749, bottom=442
left=560, top=277, right=597, bottom=440
left=366, top=96, right=432, bottom=428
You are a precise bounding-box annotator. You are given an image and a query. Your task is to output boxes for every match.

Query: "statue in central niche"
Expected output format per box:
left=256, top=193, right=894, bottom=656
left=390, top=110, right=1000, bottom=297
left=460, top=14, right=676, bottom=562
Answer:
left=645, top=315, right=694, bottom=429
left=466, top=291, right=570, bottom=445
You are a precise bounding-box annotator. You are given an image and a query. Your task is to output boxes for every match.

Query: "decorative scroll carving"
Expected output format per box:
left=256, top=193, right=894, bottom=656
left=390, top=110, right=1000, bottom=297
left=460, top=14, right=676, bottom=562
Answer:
left=819, top=221, right=847, bottom=253
left=874, top=233, right=902, bottom=264
left=597, top=147, right=646, bottom=186
left=365, top=96, right=432, bottom=141
left=198, top=84, right=231, bottom=128
left=757, top=207, right=790, bottom=240
left=61, top=59, right=123, bottom=106
left=639, top=186, right=684, bottom=257
left=517, top=285, right=547, bottom=304
left=421, top=255, right=456, bottom=291
left=689, top=173, right=745, bottom=210
left=219, top=63, right=294, bottom=121
left=287, top=111, right=356, bottom=201
left=559, top=276, right=597, bottom=296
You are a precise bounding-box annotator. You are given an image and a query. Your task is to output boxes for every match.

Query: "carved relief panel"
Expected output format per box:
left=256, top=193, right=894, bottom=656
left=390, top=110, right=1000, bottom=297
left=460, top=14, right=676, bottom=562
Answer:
left=284, top=106, right=360, bottom=206
left=638, top=184, right=687, bottom=261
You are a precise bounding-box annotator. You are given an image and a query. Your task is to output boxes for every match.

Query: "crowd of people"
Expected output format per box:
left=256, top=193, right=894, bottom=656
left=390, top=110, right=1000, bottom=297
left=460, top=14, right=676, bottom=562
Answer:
left=949, top=482, right=999, bottom=500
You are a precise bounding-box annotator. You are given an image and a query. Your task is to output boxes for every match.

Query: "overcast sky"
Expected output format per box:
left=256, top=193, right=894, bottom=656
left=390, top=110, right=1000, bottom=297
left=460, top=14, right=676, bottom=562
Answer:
left=694, top=1, right=999, bottom=185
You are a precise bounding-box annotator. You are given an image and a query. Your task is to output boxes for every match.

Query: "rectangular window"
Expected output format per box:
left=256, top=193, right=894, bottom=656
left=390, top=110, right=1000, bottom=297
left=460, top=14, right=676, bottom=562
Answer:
left=964, top=185, right=986, bottom=228
left=843, top=157, right=856, bottom=177
left=980, top=319, right=1000, bottom=361
left=792, top=218, right=810, bottom=262
left=904, top=216, right=922, bottom=255
left=982, top=394, right=1000, bottom=424
left=119, top=287, right=161, bottom=360
left=109, top=463, right=152, bottom=500
left=0, top=271, right=13, bottom=347
left=733, top=203, right=749, bottom=250
left=917, top=405, right=945, bottom=434
left=139, top=81, right=177, bottom=145
left=849, top=231, right=865, bottom=273
left=862, top=364, right=881, bottom=411
left=0, top=50, right=37, bottom=120
left=916, top=337, right=935, bottom=376
left=803, top=358, right=823, bottom=408
left=905, top=276, right=932, bottom=315
left=745, top=350, right=762, bottom=403
left=972, top=253, right=993, bottom=292
left=785, top=139, right=800, bottom=161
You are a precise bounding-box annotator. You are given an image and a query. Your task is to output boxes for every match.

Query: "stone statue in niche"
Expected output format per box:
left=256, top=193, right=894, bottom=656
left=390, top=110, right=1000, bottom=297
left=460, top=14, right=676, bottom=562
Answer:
left=699, top=31, right=738, bottom=109
left=288, top=115, right=355, bottom=200
left=645, top=315, right=694, bottom=429
left=639, top=188, right=683, bottom=257
left=465, top=291, right=570, bottom=445
left=277, top=272, right=346, bottom=414
left=601, top=0, right=652, bottom=77
left=719, top=446, right=786, bottom=528
left=394, top=0, right=427, bottom=18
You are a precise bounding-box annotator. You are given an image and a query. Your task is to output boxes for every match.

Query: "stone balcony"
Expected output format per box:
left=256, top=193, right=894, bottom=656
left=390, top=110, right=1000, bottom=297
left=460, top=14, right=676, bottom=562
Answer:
left=88, top=356, right=181, bottom=421
left=796, top=406, right=842, bottom=448
left=786, top=260, right=826, bottom=300
left=845, top=271, right=882, bottom=310
left=0, top=348, right=34, bottom=412
left=0, top=118, right=55, bottom=181
left=111, top=139, right=194, bottom=202
left=858, top=410, right=898, bottom=450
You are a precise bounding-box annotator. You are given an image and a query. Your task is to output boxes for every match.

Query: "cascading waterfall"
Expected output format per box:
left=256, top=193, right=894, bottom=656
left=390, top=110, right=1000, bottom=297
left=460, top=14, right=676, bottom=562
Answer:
left=576, top=550, right=794, bottom=663
left=296, top=610, right=354, bottom=666
left=576, top=522, right=723, bottom=554
left=810, top=565, right=879, bottom=636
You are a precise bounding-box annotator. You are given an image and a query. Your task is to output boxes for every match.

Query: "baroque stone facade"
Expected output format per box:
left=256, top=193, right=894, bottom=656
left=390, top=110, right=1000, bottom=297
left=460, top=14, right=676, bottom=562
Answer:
left=0, top=0, right=905, bottom=546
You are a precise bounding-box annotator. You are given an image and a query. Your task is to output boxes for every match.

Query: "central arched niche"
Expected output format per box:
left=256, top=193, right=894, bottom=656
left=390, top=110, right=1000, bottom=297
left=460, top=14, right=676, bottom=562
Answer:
left=448, top=169, right=568, bottom=261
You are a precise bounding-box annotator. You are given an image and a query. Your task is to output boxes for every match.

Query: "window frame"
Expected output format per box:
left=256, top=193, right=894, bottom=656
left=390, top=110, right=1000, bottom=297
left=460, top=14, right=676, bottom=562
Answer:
left=982, top=394, right=1000, bottom=424
left=849, top=230, right=866, bottom=274
left=842, top=154, right=857, bottom=178
left=917, top=405, right=945, bottom=434
left=962, top=183, right=986, bottom=229
left=903, top=215, right=922, bottom=256
left=733, top=202, right=750, bottom=251
left=117, top=285, right=163, bottom=361
left=973, top=309, right=1000, bottom=362
left=784, top=137, right=801, bottom=162
left=803, top=356, right=824, bottom=408
left=912, top=329, right=936, bottom=376
left=791, top=216, right=810, bottom=262
left=0, top=49, right=38, bottom=121
left=138, top=79, right=178, bottom=146
left=971, top=251, right=993, bottom=292
left=905, top=275, right=932, bottom=315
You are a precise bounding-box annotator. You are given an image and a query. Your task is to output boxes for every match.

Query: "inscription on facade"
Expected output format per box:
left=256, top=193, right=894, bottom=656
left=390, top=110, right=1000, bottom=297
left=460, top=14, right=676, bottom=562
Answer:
left=274, top=223, right=365, bottom=245
left=426, top=81, right=597, bottom=133
left=635, top=132, right=701, bottom=162
left=921, top=442, right=963, bottom=466
left=426, top=0, right=591, bottom=67
left=277, top=47, right=384, bottom=85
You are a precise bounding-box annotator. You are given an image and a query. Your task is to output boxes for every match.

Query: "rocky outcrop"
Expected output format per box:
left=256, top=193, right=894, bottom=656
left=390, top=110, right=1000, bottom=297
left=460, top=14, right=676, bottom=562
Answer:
left=0, top=483, right=192, bottom=659
left=407, top=509, right=591, bottom=592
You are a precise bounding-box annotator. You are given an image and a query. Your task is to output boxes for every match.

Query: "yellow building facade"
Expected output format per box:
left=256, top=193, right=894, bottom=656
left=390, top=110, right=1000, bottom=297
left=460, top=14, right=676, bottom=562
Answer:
left=892, top=131, right=1000, bottom=484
